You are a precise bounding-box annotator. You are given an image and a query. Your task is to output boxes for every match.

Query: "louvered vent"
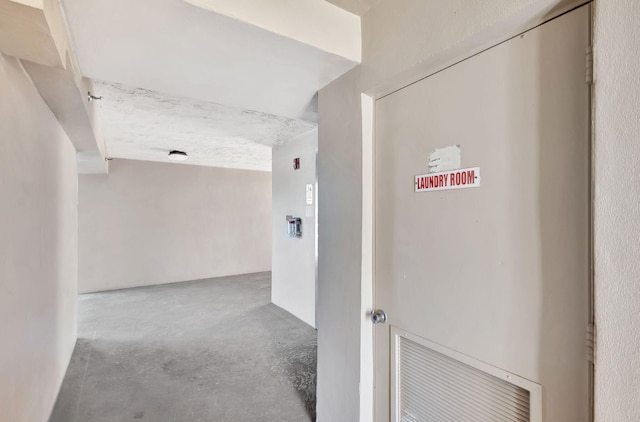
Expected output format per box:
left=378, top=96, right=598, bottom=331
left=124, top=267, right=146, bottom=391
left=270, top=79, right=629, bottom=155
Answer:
left=398, top=336, right=531, bottom=422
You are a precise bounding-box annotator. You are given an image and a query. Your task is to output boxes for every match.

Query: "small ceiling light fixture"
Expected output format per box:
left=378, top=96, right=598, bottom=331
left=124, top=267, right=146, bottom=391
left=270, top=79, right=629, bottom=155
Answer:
left=168, top=150, right=188, bottom=161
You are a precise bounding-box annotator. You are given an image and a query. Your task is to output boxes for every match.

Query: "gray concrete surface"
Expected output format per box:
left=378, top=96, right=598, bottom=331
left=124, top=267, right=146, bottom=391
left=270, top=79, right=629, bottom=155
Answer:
left=49, top=272, right=317, bottom=422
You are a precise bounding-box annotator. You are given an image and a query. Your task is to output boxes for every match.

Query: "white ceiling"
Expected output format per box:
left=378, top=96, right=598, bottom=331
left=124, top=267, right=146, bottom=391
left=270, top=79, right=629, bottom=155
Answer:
left=182, top=0, right=361, bottom=61
left=324, top=0, right=379, bottom=16
left=94, top=80, right=316, bottom=171
left=61, top=0, right=359, bottom=171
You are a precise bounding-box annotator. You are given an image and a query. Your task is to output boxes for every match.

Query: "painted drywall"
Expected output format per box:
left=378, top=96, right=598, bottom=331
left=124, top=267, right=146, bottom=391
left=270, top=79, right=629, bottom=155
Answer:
left=0, top=53, right=78, bottom=422
left=1, top=0, right=109, bottom=174
left=324, top=0, right=378, bottom=16
left=22, top=61, right=98, bottom=152
left=78, top=159, right=271, bottom=293
left=272, top=129, right=317, bottom=328
left=0, top=0, right=61, bottom=67
left=61, top=0, right=358, bottom=121
left=10, top=0, right=44, bottom=8
left=183, top=0, right=361, bottom=61
left=316, top=0, right=590, bottom=421
left=593, top=0, right=640, bottom=420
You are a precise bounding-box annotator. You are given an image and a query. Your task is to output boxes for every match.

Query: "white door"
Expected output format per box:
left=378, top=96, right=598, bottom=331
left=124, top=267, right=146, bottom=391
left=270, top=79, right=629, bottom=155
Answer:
left=373, top=5, right=591, bottom=422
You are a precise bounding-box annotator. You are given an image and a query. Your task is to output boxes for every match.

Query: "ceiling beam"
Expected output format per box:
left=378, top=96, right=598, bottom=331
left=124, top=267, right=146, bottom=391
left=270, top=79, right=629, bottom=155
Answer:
left=183, top=0, right=361, bottom=62
left=0, top=0, right=108, bottom=173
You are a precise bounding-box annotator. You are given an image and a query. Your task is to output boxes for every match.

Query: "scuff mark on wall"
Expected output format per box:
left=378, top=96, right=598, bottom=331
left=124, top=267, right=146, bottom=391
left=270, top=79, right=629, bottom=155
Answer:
left=428, top=145, right=461, bottom=173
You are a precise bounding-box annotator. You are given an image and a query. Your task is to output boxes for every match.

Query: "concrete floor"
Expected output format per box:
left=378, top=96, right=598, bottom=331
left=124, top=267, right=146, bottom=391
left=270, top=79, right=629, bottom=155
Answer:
left=50, top=272, right=317, bottom=422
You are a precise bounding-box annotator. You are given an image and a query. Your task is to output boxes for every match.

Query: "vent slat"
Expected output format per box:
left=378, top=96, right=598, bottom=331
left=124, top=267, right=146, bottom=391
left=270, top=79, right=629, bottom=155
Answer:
left=401, top=348, right=530, bottom=419
left=400, top=362, right=529, bottom=422
left=398, top=337, right=531, bottom=422
left=402, top=350, right=530, bottom=416
left=400, top=360, right=529, bottom=422
left=402, top=343, right=531, bottom=410
left=401, top=397, right=451, bottom=422
left=403, top=345, right=531, bottom=404
left=402, top=386, right=475, bottom=422
left=403, top=354, right=530, bottom=417
left=402, top=370, right=526, bottom=422
left=402, top=370, right=527, bottom=421
left=402, top=380, right=496, bottom=422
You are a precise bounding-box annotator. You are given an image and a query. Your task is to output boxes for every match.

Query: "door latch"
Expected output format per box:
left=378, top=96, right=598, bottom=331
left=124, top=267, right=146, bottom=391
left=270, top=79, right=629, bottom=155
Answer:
left=371, top=309, right=387, bottom=324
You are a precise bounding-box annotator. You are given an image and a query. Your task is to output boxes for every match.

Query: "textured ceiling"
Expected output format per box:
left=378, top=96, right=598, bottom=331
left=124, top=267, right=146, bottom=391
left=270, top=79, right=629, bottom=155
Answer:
left=60, top=0, right=358, bottom=171
left=95, top=81, right=316, bottom=172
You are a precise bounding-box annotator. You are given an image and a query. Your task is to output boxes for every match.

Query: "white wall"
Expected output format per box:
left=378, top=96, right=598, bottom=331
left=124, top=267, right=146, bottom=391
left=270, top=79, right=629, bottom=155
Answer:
left=593, top=0, right=640, bottom=420
left=272, top=129, right=317, bottom=327
left=316, top=1, right=598, bottom=421
left=79, top=159, right=271, bottom=293
left=0, top=53, right=78, bottom=422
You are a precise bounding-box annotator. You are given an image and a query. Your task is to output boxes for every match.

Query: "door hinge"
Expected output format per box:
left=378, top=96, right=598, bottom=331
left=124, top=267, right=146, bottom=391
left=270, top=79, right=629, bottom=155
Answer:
left=586, top=46, right=594, bottom=84
left=587, top=323, right=596, bottom=363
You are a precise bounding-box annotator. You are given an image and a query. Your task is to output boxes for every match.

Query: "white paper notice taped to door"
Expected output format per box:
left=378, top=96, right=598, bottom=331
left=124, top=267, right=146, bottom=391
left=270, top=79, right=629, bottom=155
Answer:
left=415, top=167, right=480, bottom=192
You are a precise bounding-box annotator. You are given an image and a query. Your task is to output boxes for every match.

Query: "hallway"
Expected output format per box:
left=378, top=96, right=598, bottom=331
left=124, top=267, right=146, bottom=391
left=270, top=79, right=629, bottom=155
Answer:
left=50, top=272, right=317, bottom=422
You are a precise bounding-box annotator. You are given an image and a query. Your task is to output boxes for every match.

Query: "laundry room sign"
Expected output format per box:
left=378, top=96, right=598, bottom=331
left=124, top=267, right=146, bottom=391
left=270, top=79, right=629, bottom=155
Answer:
left=414, top=167, right=481, bottom=192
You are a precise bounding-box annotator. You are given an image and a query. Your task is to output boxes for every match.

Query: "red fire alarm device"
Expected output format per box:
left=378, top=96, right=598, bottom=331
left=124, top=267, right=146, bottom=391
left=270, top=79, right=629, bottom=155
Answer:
left=293, top=157, right=300, bottom=170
